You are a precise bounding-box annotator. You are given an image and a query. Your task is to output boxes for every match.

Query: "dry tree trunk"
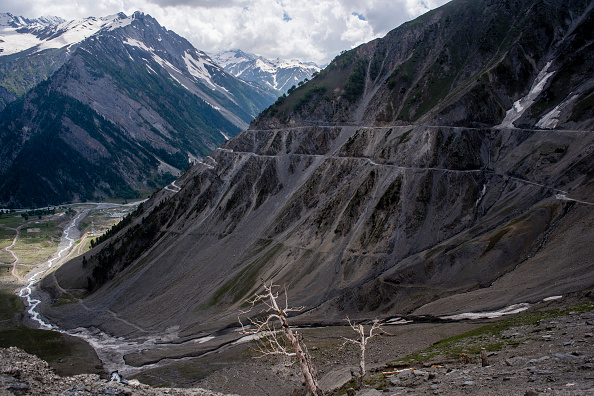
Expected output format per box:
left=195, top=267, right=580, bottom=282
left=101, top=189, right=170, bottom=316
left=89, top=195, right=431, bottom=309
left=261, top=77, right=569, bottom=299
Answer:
left=273, top=291, right=323, bottom=395
left=342, top=319, right=383, bottom=390
left=239, top=281, right=323, bottom=396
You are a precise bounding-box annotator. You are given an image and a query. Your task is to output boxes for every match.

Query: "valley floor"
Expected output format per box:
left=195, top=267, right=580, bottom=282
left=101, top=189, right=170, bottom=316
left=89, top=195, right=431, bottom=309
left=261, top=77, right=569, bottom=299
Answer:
left=130, top=295, right=594, bottom=396
left=0, top=204, right=135, bottom=378
left=1, top=297, right=593, bottom=395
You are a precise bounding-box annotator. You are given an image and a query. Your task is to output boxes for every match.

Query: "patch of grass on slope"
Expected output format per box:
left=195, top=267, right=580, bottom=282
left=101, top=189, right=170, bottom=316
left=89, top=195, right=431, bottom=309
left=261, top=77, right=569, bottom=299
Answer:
left=207, top=243, right=284, bottom=307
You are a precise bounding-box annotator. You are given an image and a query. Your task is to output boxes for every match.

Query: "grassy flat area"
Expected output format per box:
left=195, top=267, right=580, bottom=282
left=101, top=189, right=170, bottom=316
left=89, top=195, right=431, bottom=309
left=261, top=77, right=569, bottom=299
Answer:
left=0, top=227, right=16, bottom=248
left=0, top=213, right=26, bottom=229
left=0, top=215, right=21, bottom=264
left=11, top=221, right=63, bottom=265
left=0, top=265, right=11, bottom=280
left=0, top=206, right=132, bottom=377
left=0, top=249, right=14, bottom=265
left=0, top=211, right=64, bottom=266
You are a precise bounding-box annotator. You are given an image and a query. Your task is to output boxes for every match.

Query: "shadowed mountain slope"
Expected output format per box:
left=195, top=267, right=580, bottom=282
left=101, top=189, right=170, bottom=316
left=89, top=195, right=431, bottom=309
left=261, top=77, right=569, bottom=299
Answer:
left=40, top=0, right=594, bottom=369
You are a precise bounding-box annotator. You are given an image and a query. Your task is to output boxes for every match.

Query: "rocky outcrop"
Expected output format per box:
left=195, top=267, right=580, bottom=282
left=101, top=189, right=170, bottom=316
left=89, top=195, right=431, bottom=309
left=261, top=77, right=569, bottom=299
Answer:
left=0, top=347, right=235, bottom=395
left=372, top=308, right=594, bottom=395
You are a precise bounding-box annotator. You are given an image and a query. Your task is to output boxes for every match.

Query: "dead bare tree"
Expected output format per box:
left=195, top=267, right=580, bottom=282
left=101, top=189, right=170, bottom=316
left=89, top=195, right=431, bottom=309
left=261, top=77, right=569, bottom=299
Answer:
left=239, top=281, right=323, bottom=396
left=341, top=318, right=383, bottom=389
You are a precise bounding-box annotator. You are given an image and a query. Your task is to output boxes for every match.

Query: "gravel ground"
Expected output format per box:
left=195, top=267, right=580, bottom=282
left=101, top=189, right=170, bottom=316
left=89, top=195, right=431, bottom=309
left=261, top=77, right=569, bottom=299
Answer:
left=2, top=302, right=593, bottom=395
left=363, top=310, right=594, bottom=395
left=0, top=347, right=236, bottom=396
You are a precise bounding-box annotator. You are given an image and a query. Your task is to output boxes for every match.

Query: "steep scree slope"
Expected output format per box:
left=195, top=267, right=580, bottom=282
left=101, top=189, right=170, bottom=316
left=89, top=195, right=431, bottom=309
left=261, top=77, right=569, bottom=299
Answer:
left=41, top=0, right=594, bottom=366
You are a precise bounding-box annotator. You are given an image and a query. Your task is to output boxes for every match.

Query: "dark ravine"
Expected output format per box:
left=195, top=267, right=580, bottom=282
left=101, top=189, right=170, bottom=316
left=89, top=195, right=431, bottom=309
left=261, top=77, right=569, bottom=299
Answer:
left=36, top=0, right=594, bottom=390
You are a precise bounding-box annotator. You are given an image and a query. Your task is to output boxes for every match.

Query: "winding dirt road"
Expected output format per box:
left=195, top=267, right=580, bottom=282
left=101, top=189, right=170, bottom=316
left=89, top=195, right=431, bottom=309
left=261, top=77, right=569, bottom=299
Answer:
left=2, top=223, right=27, bottom=282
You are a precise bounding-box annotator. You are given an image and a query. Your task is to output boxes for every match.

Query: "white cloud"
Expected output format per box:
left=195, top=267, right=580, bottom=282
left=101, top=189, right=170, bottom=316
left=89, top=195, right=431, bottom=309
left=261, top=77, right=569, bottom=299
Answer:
left=0, top=0, right=452, bottom=64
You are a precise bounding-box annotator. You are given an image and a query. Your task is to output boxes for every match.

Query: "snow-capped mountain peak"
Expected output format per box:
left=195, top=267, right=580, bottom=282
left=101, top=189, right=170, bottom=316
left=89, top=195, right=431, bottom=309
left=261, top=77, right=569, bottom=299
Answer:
left=0, top=12, right=131, bottom=56
left=212, top=49, right=321, bottom=93
left=0, top=13, right=65, bottom=28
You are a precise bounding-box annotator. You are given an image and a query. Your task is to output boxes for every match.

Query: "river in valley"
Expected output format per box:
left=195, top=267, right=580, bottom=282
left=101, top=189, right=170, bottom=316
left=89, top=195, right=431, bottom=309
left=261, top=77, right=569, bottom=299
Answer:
left=15, top=202, right=158, bottom=376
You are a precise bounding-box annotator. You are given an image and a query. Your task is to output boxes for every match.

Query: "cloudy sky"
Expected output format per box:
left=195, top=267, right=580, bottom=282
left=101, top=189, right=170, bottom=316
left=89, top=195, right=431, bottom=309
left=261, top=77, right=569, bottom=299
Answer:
left=1, top=0, right=451, bottom=65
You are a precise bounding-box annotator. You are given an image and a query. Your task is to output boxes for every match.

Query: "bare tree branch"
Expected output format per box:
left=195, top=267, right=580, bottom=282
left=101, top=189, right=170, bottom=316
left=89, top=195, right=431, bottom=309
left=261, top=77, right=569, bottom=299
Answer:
left=341, top=318, right=385, bottom=389
left=238, top=281, right=323, bottom=396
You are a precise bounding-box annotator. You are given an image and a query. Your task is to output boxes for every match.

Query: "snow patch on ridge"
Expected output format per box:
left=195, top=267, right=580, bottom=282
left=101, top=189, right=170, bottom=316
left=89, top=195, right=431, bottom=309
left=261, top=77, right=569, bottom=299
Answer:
left=254, top=58, right=276, bottom=74
left=536, top=93, right=579, bottom=129
left=0, top=30, right=43, bottom=56
left=0, top=13, right=131, bottom=57
left=123, top=37, right=152, bottom=52
left=496, top=61, right=555, bottom=129
left=440, top=295, right=565, bottom=321
left=151, top=53, right=183, bottom=75
left=183, top=52, right=215, bottom=88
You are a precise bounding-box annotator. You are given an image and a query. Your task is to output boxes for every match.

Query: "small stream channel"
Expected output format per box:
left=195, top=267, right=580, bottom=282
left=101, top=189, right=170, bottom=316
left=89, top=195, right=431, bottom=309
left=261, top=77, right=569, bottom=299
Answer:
left=19, top=209, right=89, bottom=330
left=16, top=203, right=159, bottom=377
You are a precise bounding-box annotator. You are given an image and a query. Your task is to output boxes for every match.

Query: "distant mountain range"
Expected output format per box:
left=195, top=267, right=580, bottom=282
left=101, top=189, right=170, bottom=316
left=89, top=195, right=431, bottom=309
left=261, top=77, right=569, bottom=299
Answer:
left=212, top=49, right=321, bottom=93
left=0, top=12, right=279, bottom=207
left=0, top=12, right=64, bottom=30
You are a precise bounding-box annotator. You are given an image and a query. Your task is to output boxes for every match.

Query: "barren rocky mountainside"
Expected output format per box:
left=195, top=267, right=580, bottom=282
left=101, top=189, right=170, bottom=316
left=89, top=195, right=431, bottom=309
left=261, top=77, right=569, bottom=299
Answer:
left=254, top=0, right=594, bottom=130
left=0, top=12, right=277, bottom=208
left=38, top=0, right=594, bottom=388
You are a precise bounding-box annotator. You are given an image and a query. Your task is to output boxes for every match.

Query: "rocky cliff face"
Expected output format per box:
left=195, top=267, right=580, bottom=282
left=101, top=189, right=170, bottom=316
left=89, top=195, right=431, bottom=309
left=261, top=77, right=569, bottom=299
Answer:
left=41, top=0, right=594, bottom=372
left=0, top=12, right=277, bottom=208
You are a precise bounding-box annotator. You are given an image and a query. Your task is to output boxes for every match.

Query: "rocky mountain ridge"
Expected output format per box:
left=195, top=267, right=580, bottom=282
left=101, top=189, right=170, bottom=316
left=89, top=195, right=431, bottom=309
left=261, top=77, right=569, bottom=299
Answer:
left=0, top=13, right=125, bottom=109
left=0, top=13, right=65, bottom=28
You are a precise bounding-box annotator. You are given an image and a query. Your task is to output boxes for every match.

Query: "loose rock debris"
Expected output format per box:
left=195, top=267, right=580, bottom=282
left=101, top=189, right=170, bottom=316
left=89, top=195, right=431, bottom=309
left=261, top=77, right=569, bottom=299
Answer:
left=0, top=347, right=236, bottom=396
left=366, top=310, right=594, bottom=395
